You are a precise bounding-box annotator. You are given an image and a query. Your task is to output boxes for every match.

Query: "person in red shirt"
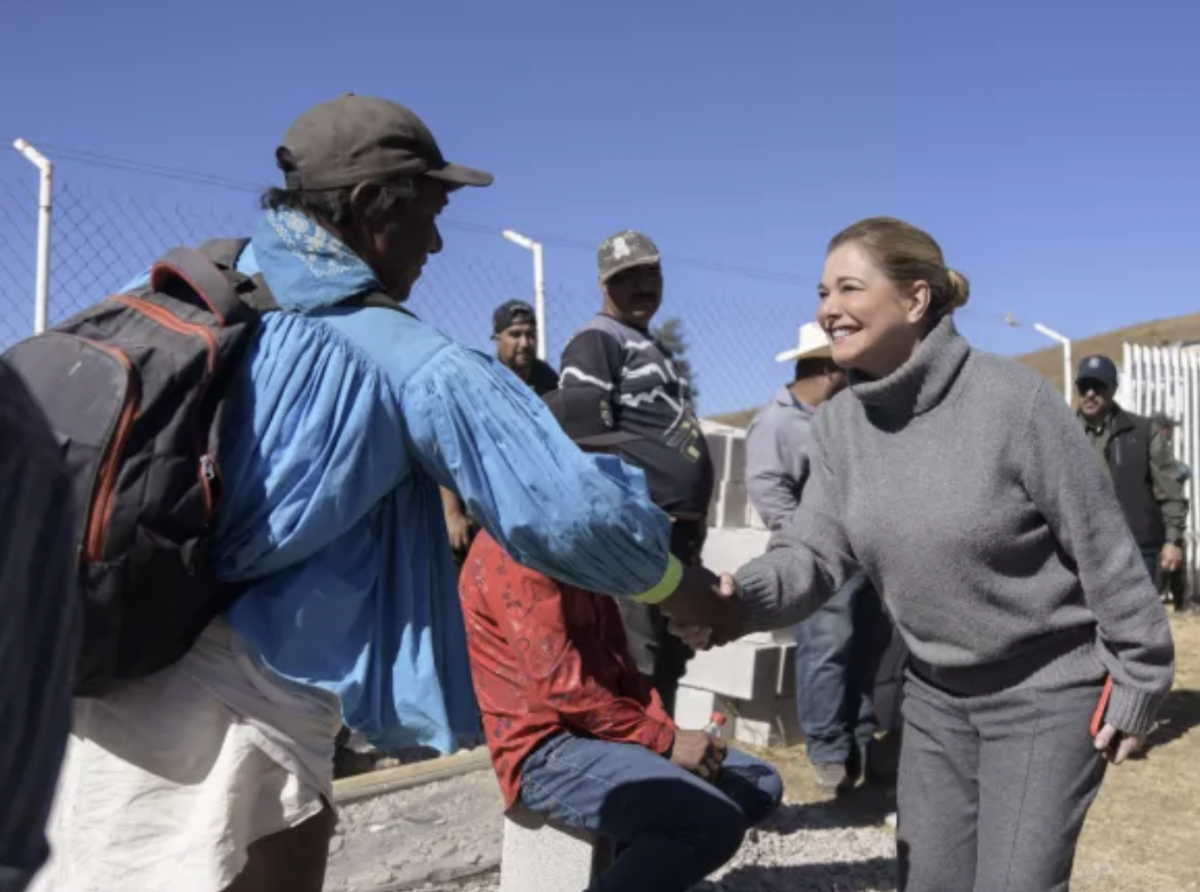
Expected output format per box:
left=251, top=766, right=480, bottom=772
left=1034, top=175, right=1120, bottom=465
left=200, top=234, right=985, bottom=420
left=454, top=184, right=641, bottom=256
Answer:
left=460, top=387, right=783, bottom=892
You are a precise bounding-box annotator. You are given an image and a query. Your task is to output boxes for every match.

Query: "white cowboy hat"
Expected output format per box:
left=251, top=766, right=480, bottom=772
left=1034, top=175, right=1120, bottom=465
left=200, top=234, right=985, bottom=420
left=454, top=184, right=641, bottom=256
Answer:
left=774, top=322, right=832, bottom=363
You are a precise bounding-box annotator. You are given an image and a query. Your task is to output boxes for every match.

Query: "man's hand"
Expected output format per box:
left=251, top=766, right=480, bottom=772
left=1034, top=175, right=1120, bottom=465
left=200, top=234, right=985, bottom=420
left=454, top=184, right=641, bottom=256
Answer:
left=660, top=566, right=745, bottom=646
left=1093, top=723, right=1144, bottom=765
left=1161, top=543, right=1184, bottom=574
left=665, top=572, right=740, bottom=650
left=669, top=729, right=727, bottom=779
left=446, top=511, right=472, bottom=554
left=440, top=487, right=473, bottom=554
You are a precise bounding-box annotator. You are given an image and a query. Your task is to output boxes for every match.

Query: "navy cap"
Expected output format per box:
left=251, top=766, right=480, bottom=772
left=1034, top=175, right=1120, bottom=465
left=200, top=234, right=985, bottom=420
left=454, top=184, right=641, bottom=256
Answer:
left=493, top=299, right=536, bottom=334
left=1076, top=355, right=1119, bottom=388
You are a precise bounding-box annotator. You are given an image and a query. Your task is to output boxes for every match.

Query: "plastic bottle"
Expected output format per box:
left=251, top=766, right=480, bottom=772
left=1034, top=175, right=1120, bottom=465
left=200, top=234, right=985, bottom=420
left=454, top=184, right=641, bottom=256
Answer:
left=704, top=711, right=727, bottom=738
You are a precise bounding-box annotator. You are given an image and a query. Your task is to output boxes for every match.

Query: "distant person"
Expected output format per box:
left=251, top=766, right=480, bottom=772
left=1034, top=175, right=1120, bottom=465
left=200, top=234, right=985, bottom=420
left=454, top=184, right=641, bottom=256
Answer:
left=0, top=360, right=78, bottom=892
left=462, top=386, right=781, bottom=892
left=559, top=230, right=715, bottom=716
left=1076, top=355, right=1190, bottom=606
left=441, top=299, right=559, bottom=564
left=492, top=299, right=559, bottom=395
left=745, top=323, right=895, bottom=793
left=673, top=217, right=1174, bottom=892
left=1150, top=413, right=1198, bottom=614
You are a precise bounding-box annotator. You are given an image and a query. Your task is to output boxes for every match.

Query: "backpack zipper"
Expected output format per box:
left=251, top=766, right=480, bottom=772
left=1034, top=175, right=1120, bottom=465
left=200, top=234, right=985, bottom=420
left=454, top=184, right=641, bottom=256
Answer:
left=113, top=295, right=222, bottom=521
left=84, top=342, right=139, bottom=563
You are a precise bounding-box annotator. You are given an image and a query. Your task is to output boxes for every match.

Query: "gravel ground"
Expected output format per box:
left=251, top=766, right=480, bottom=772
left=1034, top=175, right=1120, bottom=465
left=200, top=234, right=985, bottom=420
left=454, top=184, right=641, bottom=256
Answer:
left=325, top=768, right=504, bottom=892
left=356, top=786, right=898, bottom=892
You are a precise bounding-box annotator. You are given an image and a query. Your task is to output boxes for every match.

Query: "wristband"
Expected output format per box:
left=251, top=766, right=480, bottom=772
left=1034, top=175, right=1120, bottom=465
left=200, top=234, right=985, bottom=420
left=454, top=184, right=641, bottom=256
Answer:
left=632, top=555, right=683, bottom=604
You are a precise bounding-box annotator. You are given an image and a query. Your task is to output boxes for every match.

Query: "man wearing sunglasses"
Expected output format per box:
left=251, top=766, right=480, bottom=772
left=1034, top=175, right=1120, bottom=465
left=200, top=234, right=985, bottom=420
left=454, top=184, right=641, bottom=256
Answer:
left=1076, top=355, right=1189, bottom=602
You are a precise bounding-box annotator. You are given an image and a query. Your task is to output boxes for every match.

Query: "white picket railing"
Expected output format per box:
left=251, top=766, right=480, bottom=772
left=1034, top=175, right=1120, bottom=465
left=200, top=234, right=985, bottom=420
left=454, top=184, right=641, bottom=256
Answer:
left=1120, top=343, right=1200, bottom=598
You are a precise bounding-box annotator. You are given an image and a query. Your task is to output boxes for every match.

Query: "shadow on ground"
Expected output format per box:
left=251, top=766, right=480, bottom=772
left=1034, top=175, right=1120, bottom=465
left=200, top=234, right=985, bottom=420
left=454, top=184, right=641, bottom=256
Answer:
left=1131, top=688, right=1200, bottom=758
left=698, top=857, right=897, bottom=892
left=762, top=785, right=895, bottom=833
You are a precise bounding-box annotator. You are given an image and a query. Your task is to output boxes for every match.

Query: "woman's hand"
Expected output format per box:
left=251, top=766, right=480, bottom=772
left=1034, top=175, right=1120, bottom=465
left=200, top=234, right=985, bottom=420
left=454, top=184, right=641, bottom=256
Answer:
left=1093, top=723, right=1144, bottom=764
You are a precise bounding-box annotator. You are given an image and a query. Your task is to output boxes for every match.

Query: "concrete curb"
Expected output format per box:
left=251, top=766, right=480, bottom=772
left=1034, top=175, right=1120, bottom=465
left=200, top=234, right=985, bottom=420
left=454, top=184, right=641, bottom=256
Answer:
left=332, top=748, right=492, bottom=806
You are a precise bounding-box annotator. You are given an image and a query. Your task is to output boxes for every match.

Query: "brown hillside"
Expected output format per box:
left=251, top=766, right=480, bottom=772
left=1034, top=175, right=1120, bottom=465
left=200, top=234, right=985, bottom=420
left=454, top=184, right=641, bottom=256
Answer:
left=706, top=312, right=1200, bottom=429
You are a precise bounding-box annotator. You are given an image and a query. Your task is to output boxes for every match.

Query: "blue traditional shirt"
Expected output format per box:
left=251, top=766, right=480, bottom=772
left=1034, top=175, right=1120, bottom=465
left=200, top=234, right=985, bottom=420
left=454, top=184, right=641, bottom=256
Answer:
left=120, top=210, right=677, bottom=753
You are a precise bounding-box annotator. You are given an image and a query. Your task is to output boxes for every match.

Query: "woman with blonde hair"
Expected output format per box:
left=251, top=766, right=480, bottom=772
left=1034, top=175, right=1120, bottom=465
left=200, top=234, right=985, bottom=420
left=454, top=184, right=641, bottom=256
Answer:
left=683, top=217, right=1174, bottom=890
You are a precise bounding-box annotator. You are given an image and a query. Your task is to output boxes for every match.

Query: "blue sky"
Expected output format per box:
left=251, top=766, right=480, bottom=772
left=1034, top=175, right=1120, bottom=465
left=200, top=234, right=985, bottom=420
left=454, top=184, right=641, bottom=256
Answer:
left=2, top=0, right=1198, bottom=414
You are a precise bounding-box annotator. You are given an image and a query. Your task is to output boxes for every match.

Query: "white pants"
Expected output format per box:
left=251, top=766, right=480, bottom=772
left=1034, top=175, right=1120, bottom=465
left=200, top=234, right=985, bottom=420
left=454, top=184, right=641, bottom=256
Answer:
left=32, top=620, right=342, bottom=892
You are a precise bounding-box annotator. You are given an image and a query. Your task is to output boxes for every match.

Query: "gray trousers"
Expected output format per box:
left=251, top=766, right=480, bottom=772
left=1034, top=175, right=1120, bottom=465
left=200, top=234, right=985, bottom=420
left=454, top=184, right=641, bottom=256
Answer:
left=897, top=671, right=1107, bottom=892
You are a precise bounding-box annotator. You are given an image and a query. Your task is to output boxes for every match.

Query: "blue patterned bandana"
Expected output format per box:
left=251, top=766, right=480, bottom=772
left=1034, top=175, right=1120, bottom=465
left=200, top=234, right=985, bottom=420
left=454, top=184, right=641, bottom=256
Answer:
left=251, top=207, right=381, bottom=313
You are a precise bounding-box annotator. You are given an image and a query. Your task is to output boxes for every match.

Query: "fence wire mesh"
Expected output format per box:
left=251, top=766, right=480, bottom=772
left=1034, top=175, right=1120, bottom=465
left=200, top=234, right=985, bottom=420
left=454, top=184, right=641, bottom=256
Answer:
left=0, top=169, right=793, bottom=418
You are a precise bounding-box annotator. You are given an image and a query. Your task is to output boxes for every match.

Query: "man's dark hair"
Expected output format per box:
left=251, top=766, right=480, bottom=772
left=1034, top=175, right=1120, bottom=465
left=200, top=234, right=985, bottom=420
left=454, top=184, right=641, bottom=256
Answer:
left=794, top=357, right=837, bottom=383
left=260, top=179, right=417, bottom=229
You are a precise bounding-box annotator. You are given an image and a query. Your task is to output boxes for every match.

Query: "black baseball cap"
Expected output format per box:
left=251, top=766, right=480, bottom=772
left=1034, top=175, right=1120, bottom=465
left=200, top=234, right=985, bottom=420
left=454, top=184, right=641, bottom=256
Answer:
left=1076, top=355, right=1119, bottom=389
left=542, top=388, right=641, bottom=450
left=493, top=300, right=536, bottom=334
left=277, top=94, right=494, bottom=192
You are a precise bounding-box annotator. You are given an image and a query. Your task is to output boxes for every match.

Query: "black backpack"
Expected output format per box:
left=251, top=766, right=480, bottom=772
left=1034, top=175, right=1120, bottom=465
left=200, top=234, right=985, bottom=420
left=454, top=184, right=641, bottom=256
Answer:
left=3, top=243, right=271, bottom=696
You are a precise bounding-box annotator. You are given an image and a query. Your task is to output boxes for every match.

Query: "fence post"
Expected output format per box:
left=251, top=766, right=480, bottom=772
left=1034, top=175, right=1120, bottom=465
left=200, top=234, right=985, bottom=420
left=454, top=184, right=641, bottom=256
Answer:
left=12, top=139, right=53, bottom=334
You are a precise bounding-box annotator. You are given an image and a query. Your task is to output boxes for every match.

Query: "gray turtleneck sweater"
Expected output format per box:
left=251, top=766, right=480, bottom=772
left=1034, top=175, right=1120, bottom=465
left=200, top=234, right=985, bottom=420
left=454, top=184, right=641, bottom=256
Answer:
left=735, top=316, right=1174, bottom=736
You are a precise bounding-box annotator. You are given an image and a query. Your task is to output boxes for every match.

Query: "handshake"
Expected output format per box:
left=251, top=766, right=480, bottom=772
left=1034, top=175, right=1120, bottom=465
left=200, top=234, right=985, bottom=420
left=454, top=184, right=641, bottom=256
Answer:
left=659, top=564, right=747, bottom=650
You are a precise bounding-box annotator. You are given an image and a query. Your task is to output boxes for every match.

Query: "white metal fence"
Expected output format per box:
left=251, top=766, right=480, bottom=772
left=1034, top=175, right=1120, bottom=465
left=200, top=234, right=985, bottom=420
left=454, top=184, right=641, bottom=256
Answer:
left=1121, top=343, right=1200, bottom=599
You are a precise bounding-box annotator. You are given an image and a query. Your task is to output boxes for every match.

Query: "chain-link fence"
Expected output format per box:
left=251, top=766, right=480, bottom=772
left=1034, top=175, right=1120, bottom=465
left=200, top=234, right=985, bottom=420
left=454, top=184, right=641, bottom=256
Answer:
left=0, top=164, right=795, bottom=418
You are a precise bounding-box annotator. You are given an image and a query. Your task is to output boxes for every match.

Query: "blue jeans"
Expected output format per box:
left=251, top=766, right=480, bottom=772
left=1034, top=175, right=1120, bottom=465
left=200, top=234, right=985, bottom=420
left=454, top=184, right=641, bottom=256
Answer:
left=519, top=734, right=784, bottom=892
left=794, top=576, right=894, bottom=766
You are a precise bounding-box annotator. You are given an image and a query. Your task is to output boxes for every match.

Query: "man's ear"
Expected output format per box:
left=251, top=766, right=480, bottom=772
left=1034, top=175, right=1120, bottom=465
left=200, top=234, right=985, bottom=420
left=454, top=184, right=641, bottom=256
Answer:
left=348, top=182, right=385, bottom=223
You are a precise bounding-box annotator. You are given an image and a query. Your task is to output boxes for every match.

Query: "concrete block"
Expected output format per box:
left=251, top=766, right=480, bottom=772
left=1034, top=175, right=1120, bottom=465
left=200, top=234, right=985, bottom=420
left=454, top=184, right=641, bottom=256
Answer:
left=705, top=434, right=730, bottom=482
left=682, top=640, right=783, bottom=702
left=776, top=640, right=797, bottom=699
left=701, top=527, right=770, bottom=572
left=715, top=481, right=748, bottom=529
left=727, top=436, right=747, bottom=482
left=731, top=695, right=803, bottom=749
left=673, top=684, right=718, bottom=729
left=499, top=806, right=613, bottom=892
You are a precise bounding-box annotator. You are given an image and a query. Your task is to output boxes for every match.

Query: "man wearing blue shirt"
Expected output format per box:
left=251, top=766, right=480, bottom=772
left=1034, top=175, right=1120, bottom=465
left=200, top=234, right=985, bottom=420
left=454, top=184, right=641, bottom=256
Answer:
left=42, top=95, right=737, bottom=892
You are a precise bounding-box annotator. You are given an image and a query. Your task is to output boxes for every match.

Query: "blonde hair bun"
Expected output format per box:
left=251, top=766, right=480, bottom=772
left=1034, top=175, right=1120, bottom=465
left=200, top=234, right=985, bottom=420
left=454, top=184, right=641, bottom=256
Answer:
left=946, top=268, right=971, bottom=310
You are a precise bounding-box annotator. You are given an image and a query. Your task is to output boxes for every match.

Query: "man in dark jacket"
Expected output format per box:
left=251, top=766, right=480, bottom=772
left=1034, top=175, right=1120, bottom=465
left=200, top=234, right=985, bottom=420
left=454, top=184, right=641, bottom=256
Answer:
left=558, top=231, right=714, bottom=716
left=1076, top=355, right=1190, bottom=608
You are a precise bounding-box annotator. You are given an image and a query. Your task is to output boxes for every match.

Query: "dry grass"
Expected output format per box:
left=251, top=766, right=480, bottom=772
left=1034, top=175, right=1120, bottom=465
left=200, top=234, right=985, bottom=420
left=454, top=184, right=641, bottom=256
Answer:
left=760, top=615, right=1200, bottom=891
left=1073, top=614, right=1200, bottom=892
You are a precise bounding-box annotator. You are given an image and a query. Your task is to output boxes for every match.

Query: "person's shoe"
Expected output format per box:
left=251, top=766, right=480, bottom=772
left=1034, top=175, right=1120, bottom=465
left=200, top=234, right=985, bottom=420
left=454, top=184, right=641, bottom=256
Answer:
left=813, top=761, right=851, bottom=794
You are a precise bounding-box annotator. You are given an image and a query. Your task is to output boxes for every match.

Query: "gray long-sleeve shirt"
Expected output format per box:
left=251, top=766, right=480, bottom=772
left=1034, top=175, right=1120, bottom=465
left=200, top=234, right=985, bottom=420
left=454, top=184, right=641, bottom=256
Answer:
left=745, top=387, right=817, bottom=532
left=734, top=316, right=1174, bottom=737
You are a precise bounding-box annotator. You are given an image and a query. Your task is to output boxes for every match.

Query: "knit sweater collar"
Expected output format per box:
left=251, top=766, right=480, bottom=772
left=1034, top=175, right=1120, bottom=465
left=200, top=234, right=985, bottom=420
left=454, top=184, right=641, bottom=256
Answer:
left=849, top=315, right=970, bottom=417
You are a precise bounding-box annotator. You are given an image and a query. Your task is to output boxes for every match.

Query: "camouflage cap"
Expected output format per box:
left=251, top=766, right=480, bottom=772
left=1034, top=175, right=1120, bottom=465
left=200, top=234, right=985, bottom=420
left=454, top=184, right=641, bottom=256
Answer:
left=598, top=230, right=661, bottom=284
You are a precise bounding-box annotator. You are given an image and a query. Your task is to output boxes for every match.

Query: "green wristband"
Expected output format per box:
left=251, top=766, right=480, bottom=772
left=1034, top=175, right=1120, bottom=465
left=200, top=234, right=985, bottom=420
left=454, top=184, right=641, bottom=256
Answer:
left=631, top=555, right=683, bottom=605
